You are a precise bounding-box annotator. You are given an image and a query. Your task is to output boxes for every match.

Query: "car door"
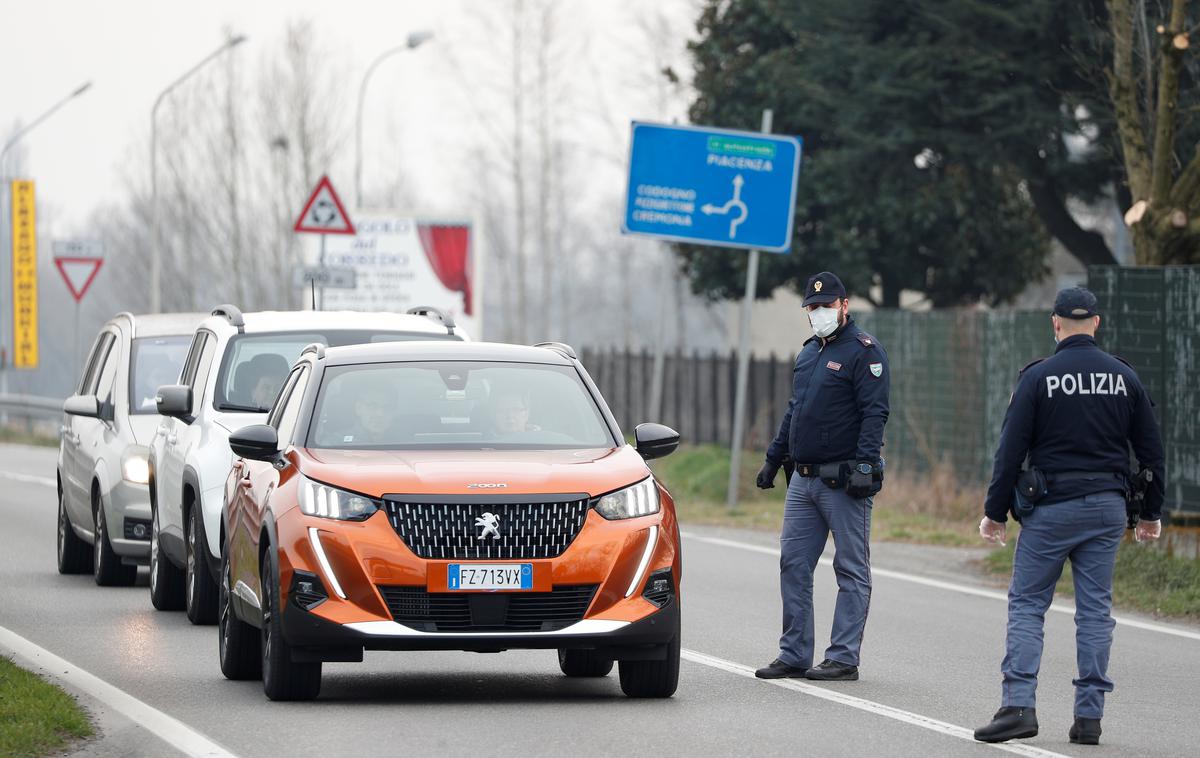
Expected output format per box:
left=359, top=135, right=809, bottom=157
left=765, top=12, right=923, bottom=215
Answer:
left=77, top=330, right=124, bottom=518
left=235, top=365, right=308, bottom=602
left=64, top=332, right=115, bottom=527
left=157, top=332, right=210, bottom=545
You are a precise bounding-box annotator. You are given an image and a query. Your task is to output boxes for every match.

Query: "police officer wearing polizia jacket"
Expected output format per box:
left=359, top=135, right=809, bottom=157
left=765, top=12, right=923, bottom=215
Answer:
left=974, top=287, right=1165, bottom=747
left=753, top=271, right=890, bottom=682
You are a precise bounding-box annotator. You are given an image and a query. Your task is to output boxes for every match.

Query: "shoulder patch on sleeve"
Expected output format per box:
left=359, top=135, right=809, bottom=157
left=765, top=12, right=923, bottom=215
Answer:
left=1018, top=358, right=1044, bottom=376
left=855, top=332, right=876, bottom=349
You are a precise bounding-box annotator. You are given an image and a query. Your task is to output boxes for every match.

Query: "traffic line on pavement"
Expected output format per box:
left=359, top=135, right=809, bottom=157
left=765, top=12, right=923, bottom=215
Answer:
left=681, top=648, right=1070, bottom=758
left=682, top=532, right=1200, bottom=642
left=0, top=471, right=56, bottom=487
left=0, top=623, right=238, bottom=758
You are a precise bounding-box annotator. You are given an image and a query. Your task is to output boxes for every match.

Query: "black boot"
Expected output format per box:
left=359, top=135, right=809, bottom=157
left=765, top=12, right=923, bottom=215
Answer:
left=973, top=707, right=1039, bottom=743
left=804, top=659, right=859, bottom=681
left=1069, top=717, right=1102, bottom=745
left=754, top=658, right=808, bottom=679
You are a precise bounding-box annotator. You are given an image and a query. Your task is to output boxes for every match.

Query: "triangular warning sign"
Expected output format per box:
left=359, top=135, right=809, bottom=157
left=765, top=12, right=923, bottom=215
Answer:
left=293, top=175, right=356, bottom=235
left=54, top=257, right=104, bottom=302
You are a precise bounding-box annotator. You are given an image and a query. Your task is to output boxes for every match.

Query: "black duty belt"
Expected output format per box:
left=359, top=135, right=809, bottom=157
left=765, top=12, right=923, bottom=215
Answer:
left=1047, top=471, right=1125, bottom=486
left=793, top=462, right=833, bottom=478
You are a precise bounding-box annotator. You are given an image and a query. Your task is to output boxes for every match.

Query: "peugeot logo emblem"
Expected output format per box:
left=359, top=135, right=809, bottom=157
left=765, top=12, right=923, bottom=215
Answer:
left=475, top=512, right=501, bottom=540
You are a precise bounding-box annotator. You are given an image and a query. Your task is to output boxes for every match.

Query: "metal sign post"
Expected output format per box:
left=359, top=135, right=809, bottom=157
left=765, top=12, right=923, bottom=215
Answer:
left=622, top=113, right=802, bottom=511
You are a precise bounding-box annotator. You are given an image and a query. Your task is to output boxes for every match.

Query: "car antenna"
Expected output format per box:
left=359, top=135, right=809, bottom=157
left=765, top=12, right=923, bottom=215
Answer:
left=310, top=279, right=316, bottom=311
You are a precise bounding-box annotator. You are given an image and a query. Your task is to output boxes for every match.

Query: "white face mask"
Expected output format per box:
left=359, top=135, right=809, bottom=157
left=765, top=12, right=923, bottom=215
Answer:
left=808, top=306, right=840, bottom=338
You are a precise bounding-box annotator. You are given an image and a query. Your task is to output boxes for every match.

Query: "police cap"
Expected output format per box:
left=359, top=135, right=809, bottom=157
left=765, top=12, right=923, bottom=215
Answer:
left=803, top=271, right=847, bottom=307
left=1053, top=286, right=1099, bottom=319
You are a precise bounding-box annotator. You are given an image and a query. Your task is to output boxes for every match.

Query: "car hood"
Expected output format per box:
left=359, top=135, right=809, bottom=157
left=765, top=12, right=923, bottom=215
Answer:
left=298, top=446, right=650, bottom=499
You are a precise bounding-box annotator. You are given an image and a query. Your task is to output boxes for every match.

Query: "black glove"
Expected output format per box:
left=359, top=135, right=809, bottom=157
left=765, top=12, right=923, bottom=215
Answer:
left=756, top=461, right=781, bottom=489
left=846, top=463, right=875, bottom=498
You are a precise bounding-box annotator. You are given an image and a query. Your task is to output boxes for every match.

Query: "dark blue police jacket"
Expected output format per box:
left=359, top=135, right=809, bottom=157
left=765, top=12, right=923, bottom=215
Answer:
left=984, top=334, right=1166, bottom=522
left=766, top=318, right=890, bottom=466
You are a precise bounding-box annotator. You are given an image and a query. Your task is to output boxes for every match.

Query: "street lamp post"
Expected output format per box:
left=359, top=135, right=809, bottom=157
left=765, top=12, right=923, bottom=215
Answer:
left=0, top=81, right=92, bottom=408
left=149, top=35, right=246, bottom=314
left=354, top=30, right=434, bottom=210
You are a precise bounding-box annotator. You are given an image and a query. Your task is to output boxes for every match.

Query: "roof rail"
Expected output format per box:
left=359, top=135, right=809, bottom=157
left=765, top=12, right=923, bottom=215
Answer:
left=534, top=341, right=577, bottom=360
left=300, top=342, right=325, bottom=360
left=406, top=306, right=456, bottom=336
left=113, top=311, right=136, bottom=335
left=211, top=304, right=245, bottom=333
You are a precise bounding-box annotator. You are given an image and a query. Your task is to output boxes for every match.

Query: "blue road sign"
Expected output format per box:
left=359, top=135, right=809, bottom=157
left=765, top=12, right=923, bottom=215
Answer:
left=622, top=122, right=802, bottom=253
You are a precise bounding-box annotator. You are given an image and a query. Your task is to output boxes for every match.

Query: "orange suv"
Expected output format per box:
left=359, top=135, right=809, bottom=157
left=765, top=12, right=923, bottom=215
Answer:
left=219, top=340, right=682, bottom=700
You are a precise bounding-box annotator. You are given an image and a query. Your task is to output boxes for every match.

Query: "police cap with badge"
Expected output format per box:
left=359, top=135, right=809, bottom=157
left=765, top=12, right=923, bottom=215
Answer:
left=803, top=271, right=848, bottom=307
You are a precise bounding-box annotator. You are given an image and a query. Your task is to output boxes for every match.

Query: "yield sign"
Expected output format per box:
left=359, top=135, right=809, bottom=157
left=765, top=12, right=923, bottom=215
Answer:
left=293, top=175, right=355, bottom=235
left=54, top=257, right=104, bottom=302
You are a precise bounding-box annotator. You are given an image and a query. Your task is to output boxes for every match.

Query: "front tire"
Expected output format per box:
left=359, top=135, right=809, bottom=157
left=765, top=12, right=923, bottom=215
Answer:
left=219, top=541, right=261, bottom=680
left=558, top=649, right=613, bottom=677
left=618, top=618, right=680, bottom=698
left=149, top=506, right=185, bottom=610
left=94, top=498, right=137, bottom=586
left=260, top=546, right=321, bottom=701
left=57, top=487, right=92, bottom=575
left=185, top=505, right=218, bottom=624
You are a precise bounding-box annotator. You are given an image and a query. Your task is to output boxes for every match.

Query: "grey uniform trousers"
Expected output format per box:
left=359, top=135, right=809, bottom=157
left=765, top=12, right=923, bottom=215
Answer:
left=777, top=474, right=873, bottom=669
left=1001, top=491, right=1125, bottom=719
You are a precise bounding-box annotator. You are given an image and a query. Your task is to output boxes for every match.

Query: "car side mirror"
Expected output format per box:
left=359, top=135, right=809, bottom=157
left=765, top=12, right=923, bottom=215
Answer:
left=229, top=424, right=280, bottom=462
left=63, top=395, right=100, bottom=418
left=634, top=423, right=680, bottom=460
left=156, top=385, right=193, bottom=422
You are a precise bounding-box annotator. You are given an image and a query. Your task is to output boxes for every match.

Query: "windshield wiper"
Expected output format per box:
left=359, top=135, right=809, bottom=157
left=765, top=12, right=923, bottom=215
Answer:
left=216, top=402, right=268, bottom=413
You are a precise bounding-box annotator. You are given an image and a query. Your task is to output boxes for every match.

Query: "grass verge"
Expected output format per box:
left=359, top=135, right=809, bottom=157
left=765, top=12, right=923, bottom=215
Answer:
left=0, top=657, right=93, bottom=758
left=650, top=443, right=982, bottom=546
left=983, top=534, right=1200, bottom=619
left=0, top=425, right=59, bottom=448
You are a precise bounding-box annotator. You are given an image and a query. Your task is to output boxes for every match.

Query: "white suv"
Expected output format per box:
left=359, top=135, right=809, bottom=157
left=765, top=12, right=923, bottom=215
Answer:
left=148, top=304, right=466, bottom=623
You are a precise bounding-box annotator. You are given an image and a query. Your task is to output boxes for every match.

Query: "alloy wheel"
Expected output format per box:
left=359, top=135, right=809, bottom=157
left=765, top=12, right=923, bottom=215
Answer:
left=150, top=509, right=160, bottom=595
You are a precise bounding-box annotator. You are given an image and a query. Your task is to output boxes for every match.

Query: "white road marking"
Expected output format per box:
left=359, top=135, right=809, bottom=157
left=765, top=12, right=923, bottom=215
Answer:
left=683, top=532, right=1200, bottom=642
left=0, top=471, right=56, bottom=487
left=0, top=624, right=238, bottom=758
left=681, top=649, right=1070, bottom=758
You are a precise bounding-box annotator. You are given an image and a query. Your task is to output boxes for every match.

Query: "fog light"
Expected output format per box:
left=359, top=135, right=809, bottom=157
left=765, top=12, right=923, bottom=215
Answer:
left=642, top=568, right=674, bottom=608
left=123, top=518, right=152, bottom=541
left=289, top=570, right=328, bottom=610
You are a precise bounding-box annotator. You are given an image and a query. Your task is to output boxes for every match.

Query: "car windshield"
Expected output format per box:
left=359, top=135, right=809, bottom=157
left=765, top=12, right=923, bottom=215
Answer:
left=307, top=361, right=615, bottom=450
left=129, top=336, right=191, bottom=414
left=214, top=330, right=456, bottom=413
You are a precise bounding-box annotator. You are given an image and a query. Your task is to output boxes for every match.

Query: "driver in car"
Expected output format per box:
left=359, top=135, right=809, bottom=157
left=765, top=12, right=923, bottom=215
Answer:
left=488, top=388, right=541, bottom=437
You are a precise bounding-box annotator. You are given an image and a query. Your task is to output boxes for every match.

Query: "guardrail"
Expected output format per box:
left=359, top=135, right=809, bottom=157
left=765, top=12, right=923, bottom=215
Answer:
left=0, top=394, right=65, bottom=419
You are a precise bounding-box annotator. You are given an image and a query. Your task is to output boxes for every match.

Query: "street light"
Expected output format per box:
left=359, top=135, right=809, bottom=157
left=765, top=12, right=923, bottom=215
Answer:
left=149, top=34, right=247, bottom=314
left=1, top=80, right=92, bottom=405
left=355, top=30, right=435, bottom=209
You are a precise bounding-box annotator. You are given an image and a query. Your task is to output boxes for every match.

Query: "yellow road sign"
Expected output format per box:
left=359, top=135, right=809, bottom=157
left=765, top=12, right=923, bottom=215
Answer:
left=11, top=180, right=38, bottom=369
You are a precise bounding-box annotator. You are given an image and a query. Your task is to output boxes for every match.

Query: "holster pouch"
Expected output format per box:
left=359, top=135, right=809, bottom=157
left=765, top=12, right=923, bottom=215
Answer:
left=1013, top=466, right=1047, bottom=521
left=819, top=462, right=848, bottom=489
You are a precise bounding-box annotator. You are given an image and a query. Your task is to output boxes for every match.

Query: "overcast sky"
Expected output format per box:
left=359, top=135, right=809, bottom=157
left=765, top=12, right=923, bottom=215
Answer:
left=1, top=0, right=697, bottom=235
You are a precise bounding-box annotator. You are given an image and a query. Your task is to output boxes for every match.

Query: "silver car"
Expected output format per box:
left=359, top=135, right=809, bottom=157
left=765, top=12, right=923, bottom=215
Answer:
left=57, top=311, right=204, bottom=585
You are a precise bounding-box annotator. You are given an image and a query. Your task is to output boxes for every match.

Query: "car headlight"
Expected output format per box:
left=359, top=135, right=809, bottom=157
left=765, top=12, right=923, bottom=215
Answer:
left=593, top=477, right=660, bottom=520
left=298, top=476, right=381, bottom=521
left=121, top=447, right=150, bottom=484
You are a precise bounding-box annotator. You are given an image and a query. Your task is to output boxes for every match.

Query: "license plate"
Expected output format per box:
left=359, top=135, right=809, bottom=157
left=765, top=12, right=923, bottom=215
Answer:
left=447, top=563, right=533, bottom=591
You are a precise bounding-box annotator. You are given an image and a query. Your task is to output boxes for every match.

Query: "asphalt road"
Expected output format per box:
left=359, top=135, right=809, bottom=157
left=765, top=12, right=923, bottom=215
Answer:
left=1, top=442, right=1197, bottom=758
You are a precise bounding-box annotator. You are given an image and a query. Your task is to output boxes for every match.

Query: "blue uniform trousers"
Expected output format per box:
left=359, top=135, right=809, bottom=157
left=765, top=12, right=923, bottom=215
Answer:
left=1001, top=492, right=1126, bottom=719
left=778, top=474, right=873, bottom=669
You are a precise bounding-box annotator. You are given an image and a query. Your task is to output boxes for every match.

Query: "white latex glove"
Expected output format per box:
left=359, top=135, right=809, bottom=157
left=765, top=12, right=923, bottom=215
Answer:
left=1135, top=519, right=1162, bottom=543
left=979, top=516, right=1007, bottom=547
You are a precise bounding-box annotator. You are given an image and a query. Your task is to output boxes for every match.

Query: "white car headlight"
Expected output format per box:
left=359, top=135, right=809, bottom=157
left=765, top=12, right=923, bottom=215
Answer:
left=121, top=447, right=150, bottom=484
left=298, top=476, right=380, bottom=521
left=593, top=477, right=660, bottom=520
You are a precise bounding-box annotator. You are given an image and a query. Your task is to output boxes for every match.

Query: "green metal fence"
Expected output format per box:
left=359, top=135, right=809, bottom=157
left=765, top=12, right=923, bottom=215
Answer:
left=582, top=272, right=1198, bottom=516
left=1089, top=265, right=1200, bottom=516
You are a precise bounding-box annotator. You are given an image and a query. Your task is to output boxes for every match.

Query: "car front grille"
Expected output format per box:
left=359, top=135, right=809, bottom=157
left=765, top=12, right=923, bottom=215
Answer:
left=377, top=585, right=599, bottom=632
left=382, top=497, right=591, bottom=560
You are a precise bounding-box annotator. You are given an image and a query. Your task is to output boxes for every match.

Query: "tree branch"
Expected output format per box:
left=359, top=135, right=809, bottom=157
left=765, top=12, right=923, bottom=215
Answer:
left=1107, top=0, right=1153, bottom=199
left=1150, top=0, right=1189, bottom=206
left=1024, top=157, right=1118, bottom=266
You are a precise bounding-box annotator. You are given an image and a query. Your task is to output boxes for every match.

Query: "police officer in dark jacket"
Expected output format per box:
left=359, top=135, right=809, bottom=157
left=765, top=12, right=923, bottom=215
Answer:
left=974, top=287, right=1165, bottom=746
left=753, top=271, right=890, bottom=682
